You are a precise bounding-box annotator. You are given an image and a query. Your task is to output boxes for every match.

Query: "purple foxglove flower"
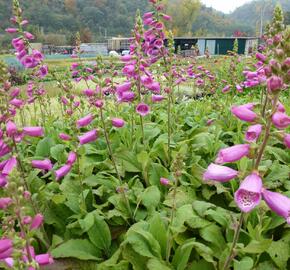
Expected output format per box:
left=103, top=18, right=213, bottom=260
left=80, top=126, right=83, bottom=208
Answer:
left=152, top=95, right=164, bottom=102
left=256, top=52, right=266, bottom=62
left=78, top=129, right=98, bottom=145
left=30, top=213, right=43, bottom=230
left=245, top=124, right=263, bottom=143
left=222, top=85, right=231, bottom=93
left=112, top=118, right=125, bottom=128
left=66, top=152, right=77, bottom=165
left=163, top=14, right=172, bottom=21
left=37, top=65, right=48, bottom=78
left=121, top=55, right=132, bottom=62
left=5, top=28, right=18, bottom=33
left=231, top=104, right=257, bottom=122
left=2, top=157, right=17, bottom=176
left=76, top=114, right=93, bottom=128
left=0, top=198, right=12, bottom=209
left=203, top=163, right=238, bottom=182
left=236, top=84, right=243, bottom=92
left=12, top=38, right=25, bottom=51
left=10, top=88, right=20, bottom=98
left=215, top=144, right=250, bottom=164
left=59, top=133, right=71, bottom=141
left=70, top=62, right=79, bottom=70
left=10, top=98, right=24, bottom=108
left=95, top=99, right=104, bottom=108
left=262, top=189, right=290, bottom=224
left=267, top=76, right=283, bottom=92
left=122, top=65, right=135, bottom=76
left=24, top=32, right=34, bottom=40
left=284, top=134, right=290, bottom=148
left=23, top=127, right=44, bottom=137
left=0, top=175, right=7, bottom=187
left=22, top=216, right=32, bottom=225
left=0, top=238, right=13, bottom=255
left=21, top=56, right=39, bottom=69
left=147, top=82, right=161, bottom=93
left=35, top=254, right=54, bottom=265
left=136, top=103, right=150, bottom=117
left=0, top=140, right=10, bottom=158
left=272, top=112, right=290, bottom=129
left=118, top=91, right=135, bottom=102
left=31, top=159, right=52, bottom=171
left=116, top=82, right=132, bottom=93
left=55, top=164, right=71, bottom=180
left=83, top=89, right=95, bottom=97
left=6, top=121, right=17, bottom=137
left=32, top=49, right=44, bottom=62
left=234, top=173, right=262, bottom=212
left=160, top=177, right=170, bottom=186
left=0, top=248, right=13, bottom=260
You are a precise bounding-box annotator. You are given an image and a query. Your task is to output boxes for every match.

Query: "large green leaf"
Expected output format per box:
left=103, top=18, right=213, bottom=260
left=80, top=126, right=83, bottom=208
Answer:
left=51, top=239, right=101, bottom=260
left=233, top=257, right=254, bottom=270
left=267, top=239, right=290, bottom=269
left=172, top=238, right=196, bottom=270
left=243, top=239, right=272, bottom=254
left=141, top=186, right=160, bottom=211
left=35, top=137, right=54, bottom=157
left=147, top=258, right=172, bottom=270
left=200, top=224, right=226, bottom=249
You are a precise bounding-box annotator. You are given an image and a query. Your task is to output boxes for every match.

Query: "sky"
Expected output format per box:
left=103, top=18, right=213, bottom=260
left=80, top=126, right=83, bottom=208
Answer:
left=200, top=0, right=252, bottom=14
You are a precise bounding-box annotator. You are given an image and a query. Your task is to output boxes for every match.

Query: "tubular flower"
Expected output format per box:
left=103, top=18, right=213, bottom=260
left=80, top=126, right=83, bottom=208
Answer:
left=245, top=124, right=263, bottom=143
left=215, top=144, right=250, bottom=164
left=112, top=118, right=125, bottom=128
left=234, top=173, right=262, bottom=212
left=23, top=127, right=44, bottom=137
left=231, top=104, right=257, bottom=122
left=203, top=163, right=238, bottom=182
left=78, top=129, right=98, bottom=145
left=31, top=159, right=52, bottom=171
left=262, top=189, right=290, bottom=224
left=55, top=164, right=72, bottom=181
left=30, top=214, right=44, bottom=230
left=66, top=152, right=77, bottom=165
left=76, top=114, right=93, bottom=128
left=136, top=103, right=150, bottom=116
left=272, top=112, right=290, bottom=129
left=284, top=134, right=290, bottom=148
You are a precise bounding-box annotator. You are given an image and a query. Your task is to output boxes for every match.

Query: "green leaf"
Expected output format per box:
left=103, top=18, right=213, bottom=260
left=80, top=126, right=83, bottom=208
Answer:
left=266, top=146, right=290, bottom=164
left=267, top=240, right=290, bottom=269
left=35, top=137, right=54, bottom=157
left=148, top=163, right=169, bottom=186
left=147, top=258, right=172, bottom=270
left=200, top=224, right=225, bottom=248
left=79, top=212, right=95, bottom=232
left=51, top=239, right=101, bottom=260
left=149, top=213, right=167, bottom=258
left=172, top=238, right=195, bottom=270
left=141, top=186, right=160, bottom=211
left=122, top=244, right=148, bottom=270
left=88, top=213, right=111, bottom=252
left=117, top=150, right=141, bottom=172
left=243, top=239, right=272, bottom=253
left=234, top=257, right=254, bottom=270
left=50, top=144, right=66, bottom=162
left=188, top=260, right=215, bottom=270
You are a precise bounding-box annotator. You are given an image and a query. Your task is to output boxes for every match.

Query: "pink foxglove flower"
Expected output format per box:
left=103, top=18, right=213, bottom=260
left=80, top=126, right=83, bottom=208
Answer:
left=0, top=238, right=13, bottom=258
left=55, top=164, right=71, bottom=181
left=2, top=157, right=17, bottom=176
left=284, top=134, right=290, bottom=148
left=256, top=52, right=266, bottom=62
left=136, top=103, right=150, bottom=116
left=262, top=189, right=290, bottom=224
left=23, top=127, right=44, bottom=137
left=59, top=133, right=71, bottom=141
left=66, top=152, right=77, bottom=165
left=222, top=85, right=231, bottom=93
left=272, top=112, right=290, bottom=129
left=10, top=98, right=24, bottom=108
left=112, top=118, right=125, bottom=128
left=215, top=144, right=250, bottom=164
left=35, top=254, right=54, bottom=265
left=83, top=89, right=95, bottom=97
left=116, top=82, right=132, bottom=93
left=76, top=114, right=93, bottom=128
left=30, top=214, right=44, bottom=230
left=118, top=91, right=135, bottom=102
left=152, top=95, right=164, bottom=102
left=0, top=175, right=7, bottom=187
left=267, top=76, right=283, bottom=92
left=31, top=159, right=52, bottom=171
left=203, top=163, right=238, bottom=182
left=160, top=178, right=170, bottom=186
left=78, top=129, right=98, bottom=145
left=245, top=124, right=263, bottom=142
left=6, top=121, right=17, bottom=137
left=0, top=198, right=13, bottom=209
left=231, top=104, right=257, bottom=122
left=0, top=140, right=10, bottom=158
left=5, top=28, right=18, bottom=33
left=234, top=173, right=262, bottom=212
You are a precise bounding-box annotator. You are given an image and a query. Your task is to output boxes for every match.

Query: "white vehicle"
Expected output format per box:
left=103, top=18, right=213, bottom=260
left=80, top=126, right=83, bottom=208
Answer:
left=109, top=50, right=119, bottom=57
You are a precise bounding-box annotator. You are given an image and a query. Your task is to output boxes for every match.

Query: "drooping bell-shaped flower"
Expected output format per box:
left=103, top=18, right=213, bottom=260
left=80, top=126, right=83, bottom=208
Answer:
left=112, top=118, right=125, bottom=128
left=55, top=164, right=71, bottom=181
left=234, top=173, right=262, bottom=212
left=262, top=189, right=290, bottom=224
left=76, top=114, right=93, bottom=128
left=78, top=129, right=98, bottom=145
left=272, top=112, right=290, bottom=129
left=267, top=76, right=283, bottom=92
left=30, top=213, right=44, bottom=230
left=0, top=197, right=12, bottom=209
left=66, top=152, right=77, bottom=166
left=23, top=127, right=44, bottom=137
left=160, top=178, right=170, bottom=186
left=2, top=157, right=17, bottom=176
left=245, top=124, right=263, bottom=143
left=215, top=144, right=250, bottom=164
left=0, top=238, right=13, bottom=259
left=31, top=159, right=52, bottom=171
left=231, top=104, right=257, bottom=122
left=6, top=121, right=17, bottom=137
left=35, top=253, right=54, bottom=266
left=59, top=133, right=71, bottom=141
left=136, top=103, right=150, bottom=117
left=0, top=140, right=10, bottom=158
left=152, top=94, right=164, bottom=102
left=203, top=163, right=239, bottom=182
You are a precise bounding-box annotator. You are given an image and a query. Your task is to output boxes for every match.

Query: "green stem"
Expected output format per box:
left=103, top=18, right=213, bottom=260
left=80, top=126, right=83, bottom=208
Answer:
left=223, top=213, right=245, bottom=270
left=167, top=93, right=172, bottom=165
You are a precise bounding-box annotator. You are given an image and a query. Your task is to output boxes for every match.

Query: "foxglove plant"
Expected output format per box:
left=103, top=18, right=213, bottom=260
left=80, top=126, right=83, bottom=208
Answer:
left=203, top=7, right=290, bottom=269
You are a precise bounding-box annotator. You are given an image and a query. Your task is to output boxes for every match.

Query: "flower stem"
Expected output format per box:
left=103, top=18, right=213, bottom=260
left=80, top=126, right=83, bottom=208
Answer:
left=223, top=212, right=245, bottom=270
